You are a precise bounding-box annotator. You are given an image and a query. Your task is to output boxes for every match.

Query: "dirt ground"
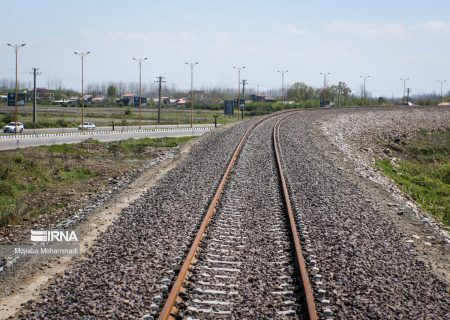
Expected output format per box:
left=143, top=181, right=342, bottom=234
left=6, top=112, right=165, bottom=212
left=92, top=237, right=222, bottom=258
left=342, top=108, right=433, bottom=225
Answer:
left=0, top=138, right=197, bottom=319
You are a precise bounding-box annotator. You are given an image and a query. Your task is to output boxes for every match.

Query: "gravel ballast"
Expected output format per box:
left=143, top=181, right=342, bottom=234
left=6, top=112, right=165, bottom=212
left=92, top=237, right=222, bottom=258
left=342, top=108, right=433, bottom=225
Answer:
left=279, top=107, right=449, bottom=319
left=12, top=106, right=450, bottom=319
left=181, top=116, right=302, bottom=319
left=320, top=106, right=450, bottom=239
left=19, top=121, right=253, bottom=319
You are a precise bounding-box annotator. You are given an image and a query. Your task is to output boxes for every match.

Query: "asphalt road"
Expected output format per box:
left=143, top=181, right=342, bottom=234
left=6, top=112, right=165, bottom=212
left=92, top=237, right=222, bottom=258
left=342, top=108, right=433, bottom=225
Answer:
left=0, top=127, right=213, bottom=151
left=0, top=124, right=216, bottom=135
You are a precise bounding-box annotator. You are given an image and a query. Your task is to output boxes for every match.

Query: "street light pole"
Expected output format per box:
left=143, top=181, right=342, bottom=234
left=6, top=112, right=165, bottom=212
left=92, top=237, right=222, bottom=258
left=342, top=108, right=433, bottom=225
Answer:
left=233, top=66, right=245, bottom=120
left=360, top=75, right=370, bottom=99
left=185, top=62, right=198, bottom=128
left=400, top=77, right=410, bottom=101
left=74, top=51, right=90, bottom=132
left=277, top=70, right=288, bottom=104
left=132, top=57, right=148, bottom=130
left=320, top=72, right=330, bottom=106
left=7, top=43, right=26, bottom=135
left=437, top=80, right=447, bottom=104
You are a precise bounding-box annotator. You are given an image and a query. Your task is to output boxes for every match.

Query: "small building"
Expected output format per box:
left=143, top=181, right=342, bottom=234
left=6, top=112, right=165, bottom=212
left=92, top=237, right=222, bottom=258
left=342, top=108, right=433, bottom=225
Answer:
left=36, top=88, right=54, bottom=101
left=250, top=94, right=276, bottom=103
left=176, top=98, right=187, bottom=105
left=91, top=96, right=106, bottom=104
left=120, top=93, right=147, bottom=107
left=250, top=94, right=266, bottom=102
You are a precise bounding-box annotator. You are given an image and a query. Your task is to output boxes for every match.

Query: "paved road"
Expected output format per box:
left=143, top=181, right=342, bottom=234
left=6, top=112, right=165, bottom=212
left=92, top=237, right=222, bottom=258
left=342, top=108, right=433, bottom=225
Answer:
left=0, top=127, right=213, bottom=151
left=0, top=123, right=217, bottom=136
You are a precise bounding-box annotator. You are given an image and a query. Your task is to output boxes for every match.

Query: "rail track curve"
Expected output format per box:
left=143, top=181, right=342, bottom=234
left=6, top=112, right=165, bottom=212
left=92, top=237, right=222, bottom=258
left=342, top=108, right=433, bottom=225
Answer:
left=158, top=112, right=318, bottom=320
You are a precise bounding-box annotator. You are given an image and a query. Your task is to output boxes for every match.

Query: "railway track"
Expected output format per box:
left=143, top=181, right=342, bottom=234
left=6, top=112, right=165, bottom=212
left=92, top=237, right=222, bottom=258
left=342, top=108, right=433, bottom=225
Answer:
left=158, top=113, right=317, bottom=319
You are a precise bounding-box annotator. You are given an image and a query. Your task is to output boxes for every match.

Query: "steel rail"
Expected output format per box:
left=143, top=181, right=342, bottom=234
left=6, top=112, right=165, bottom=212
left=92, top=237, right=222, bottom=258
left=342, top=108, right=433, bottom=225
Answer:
left=158, top=110, right=309, bottom=319
left=273, top=116, right=318, bottom=320
left=158, top=115, right=272, bottom=319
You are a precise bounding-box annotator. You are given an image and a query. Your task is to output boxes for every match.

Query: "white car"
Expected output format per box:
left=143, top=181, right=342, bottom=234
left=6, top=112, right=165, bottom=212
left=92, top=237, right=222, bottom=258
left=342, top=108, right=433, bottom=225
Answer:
left=78, top=122, right=96, bottom=130
left=3, top=122, right=24, bottom=133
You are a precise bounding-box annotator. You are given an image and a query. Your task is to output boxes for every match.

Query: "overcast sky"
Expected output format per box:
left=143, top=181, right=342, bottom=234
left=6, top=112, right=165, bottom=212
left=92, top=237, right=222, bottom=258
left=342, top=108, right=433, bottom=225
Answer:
left=1, top=0, right=449, bottom=97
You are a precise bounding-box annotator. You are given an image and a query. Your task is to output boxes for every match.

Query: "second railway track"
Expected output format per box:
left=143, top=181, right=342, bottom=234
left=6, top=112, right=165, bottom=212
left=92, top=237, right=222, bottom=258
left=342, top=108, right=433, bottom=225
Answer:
left=159, top=113, right=317, bottom=319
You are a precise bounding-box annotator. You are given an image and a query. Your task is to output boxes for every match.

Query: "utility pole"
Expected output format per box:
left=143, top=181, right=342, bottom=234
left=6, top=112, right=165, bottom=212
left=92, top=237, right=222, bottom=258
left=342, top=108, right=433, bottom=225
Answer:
left=277, top=70, right=288, bottom=104
left=337, top=82, right=342, bottom=107
left=185, top=62, right=198, bottom=128
left=233, top=66, right=245, bottom=120
left=320, top=72, right=330, bottom=106
left=132, top=57, right=148, bottom=129
left=360, top=75, right=370, bottom=99
left=406, top=88, right=411, bottom=104
left=437, top=80, right=447, bottom=104
left=400, top=77, right=410, bottom=102
left=241, top=79, right=247, bottom=119
left=7, top=43, right=26, bottom=135
left=155, top=76, right=166, bottom=123
left=30, top=67, right=41, bottom=123
left=74, top=51, right=91, bottom=132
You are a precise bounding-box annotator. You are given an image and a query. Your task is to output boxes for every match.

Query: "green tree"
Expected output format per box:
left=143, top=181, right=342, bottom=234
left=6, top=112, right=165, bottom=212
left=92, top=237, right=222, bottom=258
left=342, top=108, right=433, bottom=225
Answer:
left=107, top=85, right=117, bottom=97
left=287, top=82, right=318, bottom=102
left=328, top=82, right=352, bottom=102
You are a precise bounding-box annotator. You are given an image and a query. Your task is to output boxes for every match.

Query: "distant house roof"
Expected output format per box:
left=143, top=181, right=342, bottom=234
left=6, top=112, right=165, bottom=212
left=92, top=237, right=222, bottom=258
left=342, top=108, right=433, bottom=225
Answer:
left=36, top=88, right=53, bottom=93
left=121, top=93, right=136, bottom=97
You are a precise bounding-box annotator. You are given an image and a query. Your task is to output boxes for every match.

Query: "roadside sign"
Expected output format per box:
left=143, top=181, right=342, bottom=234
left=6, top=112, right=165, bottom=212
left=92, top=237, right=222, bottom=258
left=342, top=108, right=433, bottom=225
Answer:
left=133, top=96, right=147, bottom=107
left=7, top=92, right=26, bottom=106
left=233, top=99, right=245, bottom=107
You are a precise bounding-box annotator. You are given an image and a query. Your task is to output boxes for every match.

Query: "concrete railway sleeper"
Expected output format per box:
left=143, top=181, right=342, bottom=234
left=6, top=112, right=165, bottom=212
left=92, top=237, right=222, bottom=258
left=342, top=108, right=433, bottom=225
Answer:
left=158, top=112, right=317, bottom=320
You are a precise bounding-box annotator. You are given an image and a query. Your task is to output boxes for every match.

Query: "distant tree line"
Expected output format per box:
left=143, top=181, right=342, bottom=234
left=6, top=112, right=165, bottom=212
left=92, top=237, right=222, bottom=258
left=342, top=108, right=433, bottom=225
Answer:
left=1, top=76, right=449, bottom=107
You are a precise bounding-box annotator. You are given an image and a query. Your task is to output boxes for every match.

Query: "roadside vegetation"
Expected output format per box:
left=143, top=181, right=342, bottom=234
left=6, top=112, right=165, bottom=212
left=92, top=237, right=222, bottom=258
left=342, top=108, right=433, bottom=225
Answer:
left=377, top=130, right=450, bottom=226
left=0, top=106, right=235, bottom=130
left=0, top=137, right=193, bottom=227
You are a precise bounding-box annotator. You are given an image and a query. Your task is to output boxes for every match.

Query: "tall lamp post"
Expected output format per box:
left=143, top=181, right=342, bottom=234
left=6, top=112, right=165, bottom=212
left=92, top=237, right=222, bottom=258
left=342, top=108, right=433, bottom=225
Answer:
left=277, top=70, right=288, bottom=104
left=320, top=72, right=330, bottom=106
left=360, top=75, right=370, bottom=99
left=132, top=57, right=148, bottom=130
left=233, top=66, right=245, bottom=120
left=185, top=61, right=198, bottom=128
left=7, top=43, right=26, bottom=135
left=74, top=51, right=90, bottom=132
left=400, top=77, right=410, bottom=101
left=437, top=80, right=447, bottom=104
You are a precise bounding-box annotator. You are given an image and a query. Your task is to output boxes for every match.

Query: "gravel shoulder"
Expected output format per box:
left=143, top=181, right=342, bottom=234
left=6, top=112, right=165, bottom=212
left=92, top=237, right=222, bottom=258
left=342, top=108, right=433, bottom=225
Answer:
left=319, top=106, right=450, bottom=282
left=280, top=107, right=449, bottom=319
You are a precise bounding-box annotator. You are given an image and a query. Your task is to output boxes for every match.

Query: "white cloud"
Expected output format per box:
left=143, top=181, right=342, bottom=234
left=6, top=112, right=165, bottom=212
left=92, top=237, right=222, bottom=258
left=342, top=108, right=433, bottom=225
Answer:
left=416, top=20, right=450, bottom=35
left=285, top=24, right=308, bottom=36
left=325, top=20, right=409, bottom=39
left=325, top=19, right=450, bottom=39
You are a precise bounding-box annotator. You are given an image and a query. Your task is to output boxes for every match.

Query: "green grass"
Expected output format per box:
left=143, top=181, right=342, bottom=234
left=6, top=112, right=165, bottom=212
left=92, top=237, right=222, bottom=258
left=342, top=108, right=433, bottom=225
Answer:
left=0, top=136, right=194, bottom=226
left=120, top=136, right=193, bottom=150
left=47, top=143, right=90, bottom=156
left=377, top=131, right=450, bottom=226
left=0, top=152, right=97, bottom=226
left=0, top=105, right=238, bottom=129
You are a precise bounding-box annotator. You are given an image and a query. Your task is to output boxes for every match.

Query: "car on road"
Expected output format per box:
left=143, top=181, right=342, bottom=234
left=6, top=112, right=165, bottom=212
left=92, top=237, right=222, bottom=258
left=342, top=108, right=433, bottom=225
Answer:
left=78, top=122, right=96, bottom=130
left=3, top=122, right=24, bottom=133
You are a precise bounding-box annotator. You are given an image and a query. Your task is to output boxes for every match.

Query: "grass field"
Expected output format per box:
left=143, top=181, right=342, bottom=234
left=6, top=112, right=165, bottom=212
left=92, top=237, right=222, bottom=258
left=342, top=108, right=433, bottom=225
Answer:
left=0, top=136, right=193, bottom=227
left=377, top=130, right=450, bottom=226
left=0, top=104, right=239, bottom=129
